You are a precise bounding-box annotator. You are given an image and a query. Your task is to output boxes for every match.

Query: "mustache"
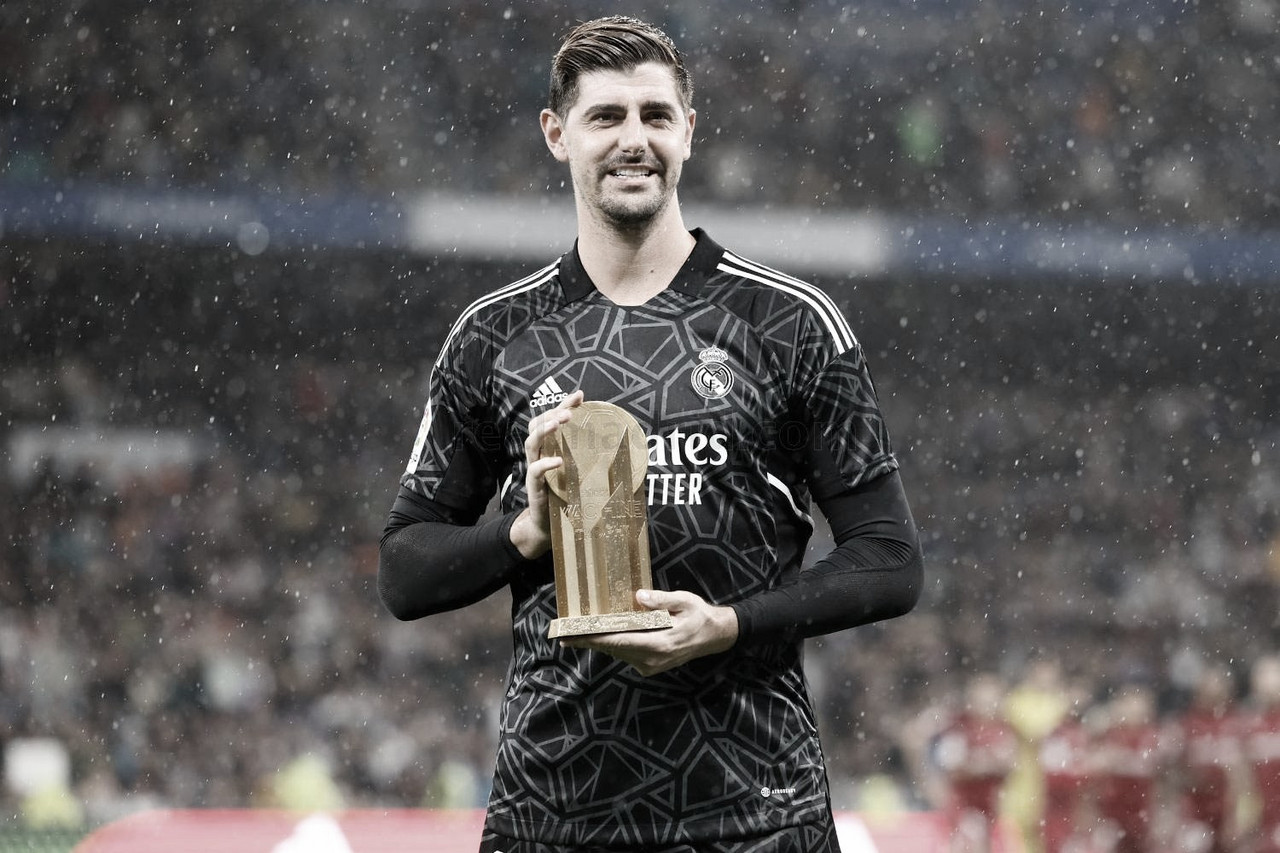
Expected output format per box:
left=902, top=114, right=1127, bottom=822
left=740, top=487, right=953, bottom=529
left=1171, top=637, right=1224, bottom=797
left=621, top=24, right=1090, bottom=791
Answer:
left=601, top=158, right=663, bottom=174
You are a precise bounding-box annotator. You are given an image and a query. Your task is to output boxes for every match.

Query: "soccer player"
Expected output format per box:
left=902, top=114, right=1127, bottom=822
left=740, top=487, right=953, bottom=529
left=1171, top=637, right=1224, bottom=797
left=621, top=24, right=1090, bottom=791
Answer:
left=1090, top=684, right=1171, bottom=853
left=1173, top=664, right=1243, bottom=853
left=1036, top=689, right=1094, bottom=853
left=1243, top=654, right=1280, bottom=853
left=377, top=15, right=923, bottom=853
left=933, top=674, right=1018, bottom=852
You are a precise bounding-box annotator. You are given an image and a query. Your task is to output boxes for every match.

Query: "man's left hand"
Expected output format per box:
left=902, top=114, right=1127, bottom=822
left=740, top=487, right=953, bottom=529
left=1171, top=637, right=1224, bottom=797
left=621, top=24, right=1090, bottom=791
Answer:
left=561, top=589, right=739, bottom=676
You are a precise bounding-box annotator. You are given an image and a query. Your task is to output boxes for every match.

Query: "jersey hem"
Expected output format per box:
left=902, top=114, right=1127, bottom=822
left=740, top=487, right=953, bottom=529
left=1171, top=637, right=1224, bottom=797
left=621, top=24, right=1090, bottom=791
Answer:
left=482, top=798, right=833, bottom=848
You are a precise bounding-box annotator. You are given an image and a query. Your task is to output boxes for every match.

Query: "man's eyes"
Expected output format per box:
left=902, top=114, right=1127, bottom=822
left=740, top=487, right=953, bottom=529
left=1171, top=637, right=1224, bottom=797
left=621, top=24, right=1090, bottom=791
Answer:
left=588, top=111, right=674, bottom=124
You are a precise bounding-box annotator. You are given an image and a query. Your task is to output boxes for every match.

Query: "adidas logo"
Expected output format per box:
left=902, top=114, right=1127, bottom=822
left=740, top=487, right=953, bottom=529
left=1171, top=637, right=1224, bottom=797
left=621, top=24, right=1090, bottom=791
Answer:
left=530, top=376, right=569, bottom=409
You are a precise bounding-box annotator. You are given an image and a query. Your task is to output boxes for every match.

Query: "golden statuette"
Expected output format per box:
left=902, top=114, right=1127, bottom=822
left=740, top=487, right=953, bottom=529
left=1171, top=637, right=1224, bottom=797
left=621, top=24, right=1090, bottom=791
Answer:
left=541, top=401, right=672, bottom=639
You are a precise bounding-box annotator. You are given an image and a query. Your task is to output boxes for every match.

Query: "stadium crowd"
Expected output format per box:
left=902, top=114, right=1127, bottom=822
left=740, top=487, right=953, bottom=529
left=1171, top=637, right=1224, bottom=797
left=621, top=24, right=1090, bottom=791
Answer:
left=3, top=0, right=1280, bottom=849
left=4, top=0, right=1278, bottom=226
left=2, top=237, right=1278, bottom=853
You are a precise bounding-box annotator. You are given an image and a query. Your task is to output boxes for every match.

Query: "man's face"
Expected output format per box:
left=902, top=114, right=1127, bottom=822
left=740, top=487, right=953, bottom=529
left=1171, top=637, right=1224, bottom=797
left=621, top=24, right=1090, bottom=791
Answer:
left=541, top=62, right=695, bottom=229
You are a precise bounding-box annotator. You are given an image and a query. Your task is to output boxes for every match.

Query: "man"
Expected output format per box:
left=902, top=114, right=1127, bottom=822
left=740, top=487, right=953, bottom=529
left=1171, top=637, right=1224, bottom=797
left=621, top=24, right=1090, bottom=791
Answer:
left=933, top=674, right=1018, bottom=853
left=1243, top=654, right=1280, bottom=853
left=379, top=16, right=923, bottom=853
left=1036, top=687, right=1094, bottom=853
left=1173, top=664, right=1242, bottom=853
left=1090, top=684, right=1172, bottom=853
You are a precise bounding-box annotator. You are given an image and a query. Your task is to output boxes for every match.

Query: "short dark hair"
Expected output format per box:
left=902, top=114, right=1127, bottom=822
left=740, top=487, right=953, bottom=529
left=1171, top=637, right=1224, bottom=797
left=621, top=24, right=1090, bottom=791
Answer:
left=548, top=16, right=693, bottom=116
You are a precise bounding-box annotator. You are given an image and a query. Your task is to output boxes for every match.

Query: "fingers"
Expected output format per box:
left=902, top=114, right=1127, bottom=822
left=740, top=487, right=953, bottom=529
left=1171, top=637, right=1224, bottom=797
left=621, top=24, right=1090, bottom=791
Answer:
left=511, top=391, right=586, bottom=560
left=559, top=389, right=586, bottom=410
left=524, top=389, right=585, bottom=462
left=561, top=591, right=738, bottom=676
left=561, top=631, right=675, bottom=677
left=524, top=408, right=570, bottom=461
left=527, top=455, right=564, bottom=484
left=635, top=588, right=695, bottom=612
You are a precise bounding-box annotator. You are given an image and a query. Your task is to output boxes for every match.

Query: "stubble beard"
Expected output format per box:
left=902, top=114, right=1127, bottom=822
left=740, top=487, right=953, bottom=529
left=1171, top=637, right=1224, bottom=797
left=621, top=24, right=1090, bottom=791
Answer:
left=600, top=191, right=668, bottom=230
left=583, top=163, right=681, bottom=232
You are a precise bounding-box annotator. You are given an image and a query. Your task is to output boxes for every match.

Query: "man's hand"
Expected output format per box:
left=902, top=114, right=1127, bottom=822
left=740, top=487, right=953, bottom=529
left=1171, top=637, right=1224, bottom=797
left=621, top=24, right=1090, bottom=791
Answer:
left=561, top=588, right=740, bottom=676
left=509, top=390, right=585, bottom=559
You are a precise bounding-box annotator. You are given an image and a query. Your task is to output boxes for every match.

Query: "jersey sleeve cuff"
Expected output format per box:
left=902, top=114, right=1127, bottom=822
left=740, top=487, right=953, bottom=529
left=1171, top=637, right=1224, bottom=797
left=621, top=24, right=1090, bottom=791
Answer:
left=498, top=510, right=530, bottom=563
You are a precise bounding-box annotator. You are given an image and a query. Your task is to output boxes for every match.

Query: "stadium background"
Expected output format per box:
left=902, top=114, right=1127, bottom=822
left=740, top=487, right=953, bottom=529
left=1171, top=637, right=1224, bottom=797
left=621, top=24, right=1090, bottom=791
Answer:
left=1, top=0, right=1278, bottom=850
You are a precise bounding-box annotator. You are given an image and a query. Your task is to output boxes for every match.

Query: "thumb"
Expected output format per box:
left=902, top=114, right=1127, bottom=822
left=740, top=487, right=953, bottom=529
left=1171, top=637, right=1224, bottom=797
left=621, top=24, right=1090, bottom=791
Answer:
left=636, top=588, right=694, bottom=611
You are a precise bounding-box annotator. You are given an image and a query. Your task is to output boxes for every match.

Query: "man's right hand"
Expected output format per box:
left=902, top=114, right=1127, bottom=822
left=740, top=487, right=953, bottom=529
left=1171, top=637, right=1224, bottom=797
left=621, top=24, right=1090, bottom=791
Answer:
left=509, top=389, right=585, bottom=559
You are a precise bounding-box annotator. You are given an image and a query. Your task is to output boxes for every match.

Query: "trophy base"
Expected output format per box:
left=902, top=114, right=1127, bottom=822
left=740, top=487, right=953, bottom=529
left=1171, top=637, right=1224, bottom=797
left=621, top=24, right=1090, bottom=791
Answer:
left=548, top=610, right=673, bottom=639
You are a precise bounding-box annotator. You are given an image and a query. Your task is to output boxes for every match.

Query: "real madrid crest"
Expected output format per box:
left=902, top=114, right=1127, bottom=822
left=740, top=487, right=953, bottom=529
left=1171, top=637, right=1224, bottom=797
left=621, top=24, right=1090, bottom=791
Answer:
left=691, top=346, right=734, bottom=400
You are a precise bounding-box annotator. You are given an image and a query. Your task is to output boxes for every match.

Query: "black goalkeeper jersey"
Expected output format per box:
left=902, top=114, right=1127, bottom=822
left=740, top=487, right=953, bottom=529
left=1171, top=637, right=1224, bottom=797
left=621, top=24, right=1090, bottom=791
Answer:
left=397, top=229, right=898, bottom=847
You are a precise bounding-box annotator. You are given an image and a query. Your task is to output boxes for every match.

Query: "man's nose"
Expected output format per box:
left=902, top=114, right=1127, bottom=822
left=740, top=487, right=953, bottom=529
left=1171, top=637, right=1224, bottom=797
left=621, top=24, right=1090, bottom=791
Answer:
left=618, top=112, right=647, bottom=153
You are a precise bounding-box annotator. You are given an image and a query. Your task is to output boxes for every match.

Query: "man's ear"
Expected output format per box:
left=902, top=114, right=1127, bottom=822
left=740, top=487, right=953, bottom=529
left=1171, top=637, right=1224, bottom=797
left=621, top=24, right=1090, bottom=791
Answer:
left=541, top=109, right=569, bottom=162
left=683, top=109, right=696, bottom=160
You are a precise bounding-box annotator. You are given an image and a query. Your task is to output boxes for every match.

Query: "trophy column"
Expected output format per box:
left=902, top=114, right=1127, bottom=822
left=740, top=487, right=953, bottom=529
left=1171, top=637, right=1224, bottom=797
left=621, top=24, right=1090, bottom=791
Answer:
left=541, top=401, right=672, bottom=639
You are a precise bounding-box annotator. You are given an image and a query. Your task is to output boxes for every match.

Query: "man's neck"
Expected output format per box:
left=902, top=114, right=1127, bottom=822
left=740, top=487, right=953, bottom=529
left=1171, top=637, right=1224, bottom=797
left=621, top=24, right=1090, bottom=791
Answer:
left=575, top=203, right=697, bottom=306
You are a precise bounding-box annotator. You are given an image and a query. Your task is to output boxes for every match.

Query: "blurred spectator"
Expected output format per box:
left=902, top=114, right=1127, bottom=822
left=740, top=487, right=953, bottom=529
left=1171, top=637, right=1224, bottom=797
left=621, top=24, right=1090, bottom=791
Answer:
left=5, top=737, right=83, bottom=829
left=260, top=754, right=345, bottom=813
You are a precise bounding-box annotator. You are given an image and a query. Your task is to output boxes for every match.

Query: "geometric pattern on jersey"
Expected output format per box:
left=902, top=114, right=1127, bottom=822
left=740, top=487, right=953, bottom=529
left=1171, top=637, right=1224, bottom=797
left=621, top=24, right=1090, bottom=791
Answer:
left=479, top=815, right=840, bottom=853
left=400, top=230, right=896, bottom=846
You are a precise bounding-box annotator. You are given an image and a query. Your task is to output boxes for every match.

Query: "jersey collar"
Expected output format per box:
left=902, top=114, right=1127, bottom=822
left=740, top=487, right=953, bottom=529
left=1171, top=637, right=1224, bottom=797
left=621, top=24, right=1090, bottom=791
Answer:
left=558, top=228, right=726, bottom=304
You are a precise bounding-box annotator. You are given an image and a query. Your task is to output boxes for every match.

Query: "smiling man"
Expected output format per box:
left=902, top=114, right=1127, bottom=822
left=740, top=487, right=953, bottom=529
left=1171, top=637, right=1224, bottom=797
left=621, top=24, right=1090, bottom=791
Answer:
left=378, top=16, right=924, bottom=853
left=543, top=58, right=692, bottom=233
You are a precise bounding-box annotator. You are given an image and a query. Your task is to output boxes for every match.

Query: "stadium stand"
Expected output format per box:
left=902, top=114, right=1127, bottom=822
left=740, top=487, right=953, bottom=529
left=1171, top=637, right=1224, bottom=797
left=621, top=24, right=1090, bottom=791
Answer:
left=1, top=1, right=1278, bottom=850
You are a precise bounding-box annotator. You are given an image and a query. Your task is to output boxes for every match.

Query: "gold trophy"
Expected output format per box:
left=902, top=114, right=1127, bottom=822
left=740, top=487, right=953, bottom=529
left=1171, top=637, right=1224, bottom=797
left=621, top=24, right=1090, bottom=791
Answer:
left=542, top=401, right=672, bottom=639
